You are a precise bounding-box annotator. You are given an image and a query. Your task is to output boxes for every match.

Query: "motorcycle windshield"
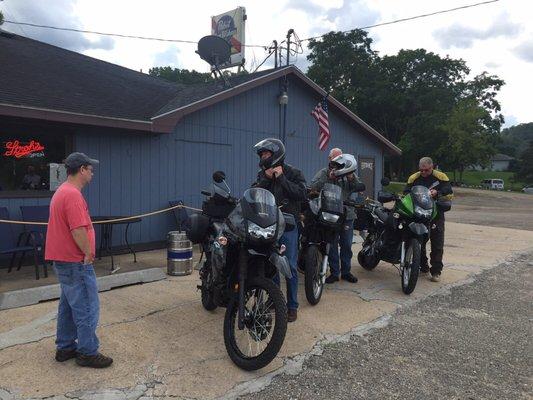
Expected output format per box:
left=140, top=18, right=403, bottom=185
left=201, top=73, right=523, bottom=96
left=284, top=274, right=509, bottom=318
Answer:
left=410, top=185, right=433, bottom=210
left=320, top=183, right=344, bottom=214
left=241, top=188, right=278, bottom=228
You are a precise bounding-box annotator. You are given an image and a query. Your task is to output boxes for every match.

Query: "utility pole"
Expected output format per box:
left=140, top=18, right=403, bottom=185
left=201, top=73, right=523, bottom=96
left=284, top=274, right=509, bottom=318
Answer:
left=270, top=40, right=278, bottom=68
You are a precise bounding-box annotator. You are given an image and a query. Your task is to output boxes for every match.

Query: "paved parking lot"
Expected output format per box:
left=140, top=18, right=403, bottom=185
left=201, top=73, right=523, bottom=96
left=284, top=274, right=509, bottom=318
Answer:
left=0, top=189, right=532, bottom=399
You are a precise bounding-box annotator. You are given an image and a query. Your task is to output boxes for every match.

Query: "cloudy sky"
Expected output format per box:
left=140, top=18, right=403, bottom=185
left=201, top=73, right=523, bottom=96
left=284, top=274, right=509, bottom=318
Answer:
left=1, top=0, right=531, bottom=126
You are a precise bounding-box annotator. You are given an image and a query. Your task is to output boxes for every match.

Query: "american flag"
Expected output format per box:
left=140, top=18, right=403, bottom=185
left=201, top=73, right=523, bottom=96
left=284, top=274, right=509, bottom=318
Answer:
left=311, top=97, right=330, bottom=151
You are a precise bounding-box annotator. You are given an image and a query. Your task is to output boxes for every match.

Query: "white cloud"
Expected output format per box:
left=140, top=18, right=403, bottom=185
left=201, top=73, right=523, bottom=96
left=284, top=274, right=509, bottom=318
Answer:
left=433, top=12, right=522, bottom=49
left=1, top=0, right=114, bottom=51
left=484, top=61, right=501, bottom=69
left=153, top=45, right=181, bottom=68
left=514, top=40, right=533, bottom=63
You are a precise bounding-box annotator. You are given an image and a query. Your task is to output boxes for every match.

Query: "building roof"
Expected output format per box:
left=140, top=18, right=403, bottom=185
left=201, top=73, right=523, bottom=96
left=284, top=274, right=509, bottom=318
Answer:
left=0, top=30, right=400, bottom=155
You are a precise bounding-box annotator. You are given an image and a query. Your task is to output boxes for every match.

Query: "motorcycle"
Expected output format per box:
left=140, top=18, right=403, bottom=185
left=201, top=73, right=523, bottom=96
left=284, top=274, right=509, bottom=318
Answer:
left=186, top=171, right=295, bottom=371
left=298, top=182, right=366, bottom=305
left=356, top=178, right=451, bottom=294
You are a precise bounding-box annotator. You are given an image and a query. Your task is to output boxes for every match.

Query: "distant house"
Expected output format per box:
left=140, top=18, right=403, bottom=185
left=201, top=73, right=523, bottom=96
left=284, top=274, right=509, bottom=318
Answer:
left=474, top=154, right=514, bottom=172
left=489, top=154, right=515, bottom=171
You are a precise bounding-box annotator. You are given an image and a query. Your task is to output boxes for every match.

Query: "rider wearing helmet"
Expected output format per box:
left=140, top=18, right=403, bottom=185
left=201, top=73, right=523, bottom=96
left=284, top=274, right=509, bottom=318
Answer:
left=253, top=138, right=307, bottom=322
left=310, top=148, right=360, bottom=284
left=404, top=157, right=453, bottom=282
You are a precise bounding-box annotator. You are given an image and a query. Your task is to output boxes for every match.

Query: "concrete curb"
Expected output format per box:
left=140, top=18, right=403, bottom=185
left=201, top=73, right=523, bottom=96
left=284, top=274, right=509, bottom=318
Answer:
left=0, top=268, right=167, bottom=310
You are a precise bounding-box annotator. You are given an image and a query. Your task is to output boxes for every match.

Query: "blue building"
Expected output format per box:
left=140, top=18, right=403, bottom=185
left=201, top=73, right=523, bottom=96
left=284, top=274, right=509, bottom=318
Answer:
left=0, top=31, right=401, bottom=250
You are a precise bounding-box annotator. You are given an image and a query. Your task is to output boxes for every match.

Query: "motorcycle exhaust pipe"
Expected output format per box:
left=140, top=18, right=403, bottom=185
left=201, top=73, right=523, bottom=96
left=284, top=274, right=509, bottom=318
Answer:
left=400, top=241, right=405, bottom=266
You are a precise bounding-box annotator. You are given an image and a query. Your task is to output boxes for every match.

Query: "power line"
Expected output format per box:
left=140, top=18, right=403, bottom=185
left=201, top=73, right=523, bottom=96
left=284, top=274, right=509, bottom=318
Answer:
left=2, top=19, right=268, bottom=48
left=301, top=0, right=500, bottom=42
left=2, top=0, right=500, bottom=59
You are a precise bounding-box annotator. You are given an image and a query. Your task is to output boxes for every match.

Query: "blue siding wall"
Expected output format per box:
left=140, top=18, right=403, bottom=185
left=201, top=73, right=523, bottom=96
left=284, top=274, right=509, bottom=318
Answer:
left=1, top=75, right=387, bottom=246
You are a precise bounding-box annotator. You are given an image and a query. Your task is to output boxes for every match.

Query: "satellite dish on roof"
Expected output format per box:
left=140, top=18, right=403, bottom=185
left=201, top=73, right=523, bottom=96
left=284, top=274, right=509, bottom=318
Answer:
left=196, top=35, right=232, bottom=86
left=196, top=35, right=231, bottom=68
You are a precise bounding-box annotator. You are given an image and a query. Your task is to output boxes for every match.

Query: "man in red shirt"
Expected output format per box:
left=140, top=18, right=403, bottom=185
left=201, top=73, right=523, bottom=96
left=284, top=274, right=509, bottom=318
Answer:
left=46, top=152, right=113, bottom=368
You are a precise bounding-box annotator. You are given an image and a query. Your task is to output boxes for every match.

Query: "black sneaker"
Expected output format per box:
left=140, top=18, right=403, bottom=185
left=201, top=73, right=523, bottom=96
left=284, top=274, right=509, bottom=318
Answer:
left=325, top=275, right=339, bottom=284
left=420, top=265, right=430, bottom=274
left=55, top=349, right=77, bottom=362
left=76, top=353, right=113, bottom=368
left=341, top=273, right=358, bottom=283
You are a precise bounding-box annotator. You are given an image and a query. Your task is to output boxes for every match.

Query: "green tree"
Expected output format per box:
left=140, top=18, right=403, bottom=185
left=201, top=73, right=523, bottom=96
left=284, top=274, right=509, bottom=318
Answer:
left=0, top=11, right=4, bottom=25
left=307, top=30, right=378, bottom=113
left=497, top=122, right=533, bottom=157
left=305, top=30, right=504, bottom=177
left=516, top=141, right=533, bottom=183
left=437, top=99, right=496, bottom=182
left=148, top=67, right=213, bottom=84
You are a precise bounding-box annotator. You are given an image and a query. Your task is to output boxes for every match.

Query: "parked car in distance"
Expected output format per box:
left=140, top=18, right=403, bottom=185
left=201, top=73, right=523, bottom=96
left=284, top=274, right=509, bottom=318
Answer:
left=481, top=179, right=504, bottom=190
left=522, top=184, right=533, bottom=194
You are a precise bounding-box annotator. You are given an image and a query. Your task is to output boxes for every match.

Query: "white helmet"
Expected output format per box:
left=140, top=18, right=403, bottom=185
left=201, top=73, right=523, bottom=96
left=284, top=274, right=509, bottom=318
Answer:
left=331, top=153, right=357, bottom=178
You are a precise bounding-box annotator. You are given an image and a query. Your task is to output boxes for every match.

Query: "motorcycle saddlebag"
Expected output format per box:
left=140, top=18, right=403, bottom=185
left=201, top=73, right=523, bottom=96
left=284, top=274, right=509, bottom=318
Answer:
left=186, top=213, right=210, bottom=244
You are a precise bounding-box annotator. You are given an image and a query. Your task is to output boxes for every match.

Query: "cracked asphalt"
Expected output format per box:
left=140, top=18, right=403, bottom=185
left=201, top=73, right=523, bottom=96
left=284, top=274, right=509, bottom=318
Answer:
left=242, top=253, right=533, bottom=400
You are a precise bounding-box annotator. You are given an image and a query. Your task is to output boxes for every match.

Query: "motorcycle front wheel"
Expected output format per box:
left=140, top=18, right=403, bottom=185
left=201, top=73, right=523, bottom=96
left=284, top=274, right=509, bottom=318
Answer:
left=223, top=277, right=287, bottom=371
left=304, top=245, right=324, bottom=305
left=401, top=238, right=421, bottom=295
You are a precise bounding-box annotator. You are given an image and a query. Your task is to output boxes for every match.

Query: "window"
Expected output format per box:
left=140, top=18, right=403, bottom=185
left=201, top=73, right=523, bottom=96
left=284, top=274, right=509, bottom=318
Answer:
left=0, top=120, right=71, bottom=195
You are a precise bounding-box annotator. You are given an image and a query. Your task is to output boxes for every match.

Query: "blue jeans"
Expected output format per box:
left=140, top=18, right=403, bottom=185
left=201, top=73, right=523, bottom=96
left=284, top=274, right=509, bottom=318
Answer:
left=328, top=220, right=354, bottom=277
left=276, top=227, right=299, bottom=310
left=53, top=262, right=100, bottom=356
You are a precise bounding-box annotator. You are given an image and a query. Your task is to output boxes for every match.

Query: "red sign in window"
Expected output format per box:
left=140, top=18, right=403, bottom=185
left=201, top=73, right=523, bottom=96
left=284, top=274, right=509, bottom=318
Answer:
left=4, top=140, right=46, bottom=158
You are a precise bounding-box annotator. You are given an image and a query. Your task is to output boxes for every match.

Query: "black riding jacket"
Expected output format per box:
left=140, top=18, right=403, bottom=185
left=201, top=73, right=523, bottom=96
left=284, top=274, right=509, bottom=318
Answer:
left=404, top=170, right=454, bottom=200
left=255, top=163, right=307, bottom=218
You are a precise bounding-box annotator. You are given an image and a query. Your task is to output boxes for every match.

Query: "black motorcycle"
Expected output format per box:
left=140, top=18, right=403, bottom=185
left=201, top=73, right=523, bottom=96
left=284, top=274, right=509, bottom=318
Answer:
left=298, top=182, right=366, bottom=305
left=356, top=178, right=451, bottom=294
left=187, top=171, right=295, bottom=371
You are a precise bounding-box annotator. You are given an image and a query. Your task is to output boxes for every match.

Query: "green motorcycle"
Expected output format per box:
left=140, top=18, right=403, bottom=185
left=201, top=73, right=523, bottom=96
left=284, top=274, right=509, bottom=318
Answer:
left=356, top=178, right=451, bottom=294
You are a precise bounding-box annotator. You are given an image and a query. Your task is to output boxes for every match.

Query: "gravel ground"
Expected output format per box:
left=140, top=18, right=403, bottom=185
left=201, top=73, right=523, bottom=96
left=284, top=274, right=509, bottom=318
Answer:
left=446, top=188, right=533, bottom=231
left=243, top=253, right=533, bottom=400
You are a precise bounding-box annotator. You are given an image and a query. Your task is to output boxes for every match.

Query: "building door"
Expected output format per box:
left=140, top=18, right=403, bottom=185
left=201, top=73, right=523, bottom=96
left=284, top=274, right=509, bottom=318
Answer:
left=359, top=157, right=375, bottom=198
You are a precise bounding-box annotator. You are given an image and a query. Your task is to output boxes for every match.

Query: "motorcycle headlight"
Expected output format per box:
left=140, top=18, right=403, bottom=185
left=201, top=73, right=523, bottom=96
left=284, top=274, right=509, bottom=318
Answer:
left=415, top=206, right=432, bottom=219
left=248, top=221, right=276, bottom=240
left=320, top=212, right=340, bottom=223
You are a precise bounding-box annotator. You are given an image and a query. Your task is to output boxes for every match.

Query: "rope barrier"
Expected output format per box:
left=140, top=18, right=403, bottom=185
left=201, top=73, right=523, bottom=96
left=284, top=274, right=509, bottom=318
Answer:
left=0, top=204, right=203, bottom=226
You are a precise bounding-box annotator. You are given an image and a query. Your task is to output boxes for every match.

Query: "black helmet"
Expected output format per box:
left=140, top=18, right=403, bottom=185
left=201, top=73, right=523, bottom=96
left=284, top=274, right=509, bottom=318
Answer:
left=253, top=138, right=285, bottom=170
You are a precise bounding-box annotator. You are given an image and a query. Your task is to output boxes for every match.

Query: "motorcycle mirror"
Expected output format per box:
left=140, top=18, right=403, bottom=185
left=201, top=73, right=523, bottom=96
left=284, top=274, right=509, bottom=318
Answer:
left=381, top=177, right=390, bottom=186
left=213, top=171, right=226, bottom=183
